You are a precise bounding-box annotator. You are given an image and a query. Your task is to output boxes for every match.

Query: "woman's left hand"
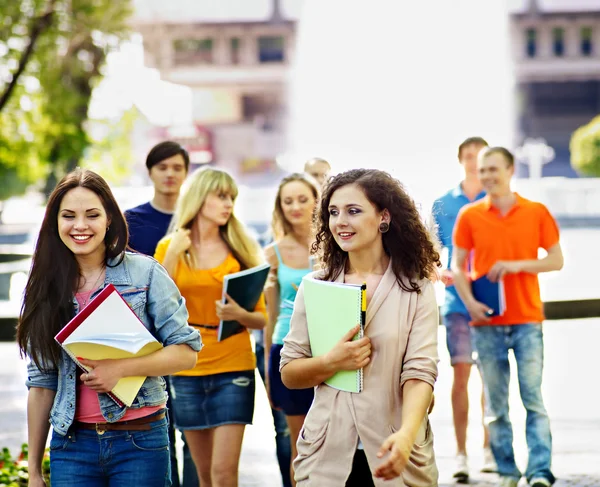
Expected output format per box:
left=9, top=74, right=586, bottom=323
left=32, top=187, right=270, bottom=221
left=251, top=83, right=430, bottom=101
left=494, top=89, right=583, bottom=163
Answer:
left=78, top=358, right=124, bottom=393
left=215, top=293, right=246, bottom=322
left=374, top=430, right=413, bottom=480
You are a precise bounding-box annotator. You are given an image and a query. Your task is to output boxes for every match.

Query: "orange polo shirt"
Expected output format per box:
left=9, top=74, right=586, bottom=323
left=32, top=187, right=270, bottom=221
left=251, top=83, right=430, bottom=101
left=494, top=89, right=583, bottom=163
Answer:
left=155, top=236, right=267, bottom=376
left=453, top=193, right=559, bottom=326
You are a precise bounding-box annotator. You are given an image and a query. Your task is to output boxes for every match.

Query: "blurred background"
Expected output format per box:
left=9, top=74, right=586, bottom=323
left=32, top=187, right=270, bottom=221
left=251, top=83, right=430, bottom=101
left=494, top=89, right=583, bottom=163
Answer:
left=2, top=0, right=600, bottom=317
left=2, top=2, right=600, bottom=484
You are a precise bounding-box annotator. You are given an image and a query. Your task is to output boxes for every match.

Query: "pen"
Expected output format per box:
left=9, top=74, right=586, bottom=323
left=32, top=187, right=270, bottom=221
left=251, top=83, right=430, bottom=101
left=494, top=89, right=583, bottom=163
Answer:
left=360, top=282, right=367, bottom=333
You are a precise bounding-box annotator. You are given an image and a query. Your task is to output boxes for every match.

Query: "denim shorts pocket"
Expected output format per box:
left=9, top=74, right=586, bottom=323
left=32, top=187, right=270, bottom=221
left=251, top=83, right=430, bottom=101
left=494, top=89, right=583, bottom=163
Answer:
left=129, top=424, right=169, bottom=452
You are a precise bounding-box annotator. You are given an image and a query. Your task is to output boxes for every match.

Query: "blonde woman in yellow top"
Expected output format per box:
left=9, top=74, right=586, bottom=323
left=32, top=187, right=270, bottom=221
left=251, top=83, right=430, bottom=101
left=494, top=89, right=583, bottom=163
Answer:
left=155, top=167, right=267, bottom=487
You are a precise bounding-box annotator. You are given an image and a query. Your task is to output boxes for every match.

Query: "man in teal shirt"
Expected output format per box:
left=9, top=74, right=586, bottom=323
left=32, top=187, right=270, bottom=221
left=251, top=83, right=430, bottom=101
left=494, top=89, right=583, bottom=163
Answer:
left=431, top=136, right=495, bottom=481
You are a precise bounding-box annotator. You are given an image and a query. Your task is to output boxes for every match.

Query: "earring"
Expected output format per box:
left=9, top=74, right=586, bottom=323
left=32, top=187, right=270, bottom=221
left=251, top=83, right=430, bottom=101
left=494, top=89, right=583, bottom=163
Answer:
left=106, top=226, right=110, bottom=232
left=379, top=222, right=390, bottom=233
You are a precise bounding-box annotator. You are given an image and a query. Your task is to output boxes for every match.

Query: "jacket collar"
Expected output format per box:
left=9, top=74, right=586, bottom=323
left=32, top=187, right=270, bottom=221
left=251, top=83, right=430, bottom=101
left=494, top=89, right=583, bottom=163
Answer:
left=105, top=253, right=132, bottom=286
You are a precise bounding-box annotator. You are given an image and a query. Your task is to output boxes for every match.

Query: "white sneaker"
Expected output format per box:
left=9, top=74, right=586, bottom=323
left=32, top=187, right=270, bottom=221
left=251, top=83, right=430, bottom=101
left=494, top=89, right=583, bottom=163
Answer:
left=453, top=453, right=469, bottom=483
left=530, top=478, right=551, bottom=487
left=498, top=477, right=519, bottom=487
left=481, top=446, right=498, bottom=473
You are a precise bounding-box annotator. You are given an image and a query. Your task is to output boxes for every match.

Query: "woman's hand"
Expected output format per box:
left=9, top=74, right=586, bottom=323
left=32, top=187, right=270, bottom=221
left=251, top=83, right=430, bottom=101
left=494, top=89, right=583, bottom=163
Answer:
left=78, top=358, right=124, bottom=393
left=215, top=293, right=246, bottom=322
left=323, top=325, right=371, bottom=373
left=28, top=473, right=47, bottom=487
left=374, top=430, right=413, bottom=480
left=167, top=228, right=192, bottom=256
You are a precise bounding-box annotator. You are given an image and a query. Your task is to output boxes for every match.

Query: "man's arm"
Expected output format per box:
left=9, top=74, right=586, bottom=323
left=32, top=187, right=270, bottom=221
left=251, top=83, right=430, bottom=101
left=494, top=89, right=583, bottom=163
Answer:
left=429, top=201, right=454, bottom=286
left=487, top=243, right=563, bottom=282
left=451, top=246, right=492, bottom=323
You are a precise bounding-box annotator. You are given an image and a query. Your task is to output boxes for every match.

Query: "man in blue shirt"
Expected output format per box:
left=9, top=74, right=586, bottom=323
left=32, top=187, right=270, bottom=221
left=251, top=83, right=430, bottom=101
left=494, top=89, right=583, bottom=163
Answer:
left=125, top=141, right=192, bottom=487
left=432, top=136, right=496, bottom=481
left=126, top=141, right=189, bottom=257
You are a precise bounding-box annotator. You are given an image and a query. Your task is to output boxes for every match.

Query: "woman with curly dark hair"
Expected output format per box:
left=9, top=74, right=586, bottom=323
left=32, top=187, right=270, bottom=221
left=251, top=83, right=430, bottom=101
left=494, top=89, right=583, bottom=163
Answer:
left=280, top=169, right=441, bottom=486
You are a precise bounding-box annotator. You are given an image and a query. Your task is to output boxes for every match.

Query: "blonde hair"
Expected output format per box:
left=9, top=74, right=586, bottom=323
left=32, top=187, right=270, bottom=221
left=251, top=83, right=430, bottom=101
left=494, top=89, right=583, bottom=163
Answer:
left=170, top=167, right=262, bottom=269
left=271, top=173, right=320, bottom=240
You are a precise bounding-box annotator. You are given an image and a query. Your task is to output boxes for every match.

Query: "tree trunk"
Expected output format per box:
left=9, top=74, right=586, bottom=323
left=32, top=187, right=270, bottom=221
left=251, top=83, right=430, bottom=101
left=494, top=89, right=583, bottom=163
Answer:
left=0, top=0, right=57, bottom=113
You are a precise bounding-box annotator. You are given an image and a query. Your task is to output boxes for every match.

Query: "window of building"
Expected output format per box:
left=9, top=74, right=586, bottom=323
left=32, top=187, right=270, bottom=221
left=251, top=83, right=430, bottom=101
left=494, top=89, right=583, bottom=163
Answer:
left=230, top=37, right=241, bottom=64
left=526, top=28, right=537, bottom=58
left=258, top=36, right=285, bottom=63
left=581, top=27, right=593, bottom=56
left=173, top=38, right=213, bottom=65
left=552, top=27, right=565, bottom=57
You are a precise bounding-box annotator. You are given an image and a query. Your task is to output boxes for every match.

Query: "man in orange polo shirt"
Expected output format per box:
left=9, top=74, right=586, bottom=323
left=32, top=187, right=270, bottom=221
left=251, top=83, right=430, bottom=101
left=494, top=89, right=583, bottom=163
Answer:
left=451, top=147, right=563, bottom=487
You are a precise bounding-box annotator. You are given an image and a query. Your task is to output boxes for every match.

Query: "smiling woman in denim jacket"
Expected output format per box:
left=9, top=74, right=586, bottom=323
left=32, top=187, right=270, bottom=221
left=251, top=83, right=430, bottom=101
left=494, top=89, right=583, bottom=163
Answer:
left=16, top=169, right=202, bottom=487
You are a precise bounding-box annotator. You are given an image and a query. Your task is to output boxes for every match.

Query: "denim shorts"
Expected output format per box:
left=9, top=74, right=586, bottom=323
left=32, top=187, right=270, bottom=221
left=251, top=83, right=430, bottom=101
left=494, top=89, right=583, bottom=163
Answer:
left=268, top=344, right=314, bottom=416
left=443, top=312, right=475, bottom=365
left=170, top=371, right=255, bottom=430
left=49, top=412, right=170, bottom=486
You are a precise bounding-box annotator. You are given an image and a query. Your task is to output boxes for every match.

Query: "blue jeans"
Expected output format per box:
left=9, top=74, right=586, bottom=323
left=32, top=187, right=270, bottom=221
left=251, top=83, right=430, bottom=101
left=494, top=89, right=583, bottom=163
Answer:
left=472, top=324, right=555, bottom=484
left=49, top=414, right=171, bottom=486
left=256, top=341, right=293, bottom=487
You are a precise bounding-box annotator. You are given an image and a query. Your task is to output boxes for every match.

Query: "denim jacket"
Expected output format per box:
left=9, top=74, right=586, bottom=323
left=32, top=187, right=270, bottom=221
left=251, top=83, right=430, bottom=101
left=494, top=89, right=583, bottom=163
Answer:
left=25, top=252, right=202, bottom=436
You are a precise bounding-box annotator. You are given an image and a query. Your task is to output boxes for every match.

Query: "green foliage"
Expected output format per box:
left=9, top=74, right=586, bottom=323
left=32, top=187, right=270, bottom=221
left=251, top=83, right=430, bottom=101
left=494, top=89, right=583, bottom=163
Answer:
left=0, top=444, right=50, bottom=486
left=570, top=114, right=600, bottom=177
left=82, top=107, right=139, bottom=184
left=0, top=0, right=134, bottom=201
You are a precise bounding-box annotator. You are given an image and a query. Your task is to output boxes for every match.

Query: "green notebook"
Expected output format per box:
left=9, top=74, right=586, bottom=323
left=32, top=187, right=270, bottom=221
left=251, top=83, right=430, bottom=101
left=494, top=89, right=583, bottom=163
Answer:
left=302, top=276, right=366, bottom=393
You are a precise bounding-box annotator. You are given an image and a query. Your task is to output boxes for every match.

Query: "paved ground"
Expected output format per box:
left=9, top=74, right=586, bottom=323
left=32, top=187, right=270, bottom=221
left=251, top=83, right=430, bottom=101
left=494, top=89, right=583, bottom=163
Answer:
left=2, top=317, right=599, bottom=486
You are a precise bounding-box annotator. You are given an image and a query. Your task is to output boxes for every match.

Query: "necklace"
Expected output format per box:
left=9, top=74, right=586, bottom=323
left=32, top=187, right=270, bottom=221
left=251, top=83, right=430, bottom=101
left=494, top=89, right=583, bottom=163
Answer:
left=78, top=267, right=106, bottom=307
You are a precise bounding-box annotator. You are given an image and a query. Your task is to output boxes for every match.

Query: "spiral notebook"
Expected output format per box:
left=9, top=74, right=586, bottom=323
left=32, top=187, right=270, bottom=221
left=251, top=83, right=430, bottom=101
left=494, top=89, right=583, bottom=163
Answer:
left=302, top=277, right=366, bottom=393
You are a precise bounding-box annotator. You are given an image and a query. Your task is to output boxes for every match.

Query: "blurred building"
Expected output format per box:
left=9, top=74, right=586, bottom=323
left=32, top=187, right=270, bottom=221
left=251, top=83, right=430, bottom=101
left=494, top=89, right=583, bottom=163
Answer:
left=131, top=0, right=300, bottom=183
left=511, top=0, right=600, bottom=177
left=133, top=0, right=600, bottom=180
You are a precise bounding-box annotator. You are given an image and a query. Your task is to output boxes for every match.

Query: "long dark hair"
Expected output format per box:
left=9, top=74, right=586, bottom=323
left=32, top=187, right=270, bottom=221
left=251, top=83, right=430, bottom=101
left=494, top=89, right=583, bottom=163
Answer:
left=17, top=169, right=128, bottom=370
left=312, top=169, right=441, bottom=293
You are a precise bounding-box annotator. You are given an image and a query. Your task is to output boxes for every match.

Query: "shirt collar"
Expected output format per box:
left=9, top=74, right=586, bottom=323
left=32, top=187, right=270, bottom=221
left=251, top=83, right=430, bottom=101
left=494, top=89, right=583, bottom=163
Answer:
left=483, top=192, right=525, bottom=212
left=451, top=182, right=486, bottom=201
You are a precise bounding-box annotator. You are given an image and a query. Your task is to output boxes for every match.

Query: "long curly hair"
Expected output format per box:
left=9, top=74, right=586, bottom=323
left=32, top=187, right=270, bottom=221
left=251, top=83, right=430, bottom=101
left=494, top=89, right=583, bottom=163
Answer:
left=312, top=169, right=441, bottom=293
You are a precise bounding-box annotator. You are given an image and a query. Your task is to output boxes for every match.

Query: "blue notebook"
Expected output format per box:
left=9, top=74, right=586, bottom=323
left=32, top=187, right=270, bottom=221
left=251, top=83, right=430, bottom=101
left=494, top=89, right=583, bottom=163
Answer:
left=218, top=263, right=270, bottom=341
left=471, top=276, right=506, bottom=317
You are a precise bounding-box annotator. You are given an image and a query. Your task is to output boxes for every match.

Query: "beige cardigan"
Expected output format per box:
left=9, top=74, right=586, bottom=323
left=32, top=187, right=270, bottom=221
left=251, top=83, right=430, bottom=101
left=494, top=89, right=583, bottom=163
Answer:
left=280, top=262, right=440, bottom=487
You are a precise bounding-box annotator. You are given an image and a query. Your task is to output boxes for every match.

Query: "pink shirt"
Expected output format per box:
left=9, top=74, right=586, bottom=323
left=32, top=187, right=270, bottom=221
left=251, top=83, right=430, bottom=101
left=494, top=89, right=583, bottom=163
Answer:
left=75, top=291, right=164, bottom=423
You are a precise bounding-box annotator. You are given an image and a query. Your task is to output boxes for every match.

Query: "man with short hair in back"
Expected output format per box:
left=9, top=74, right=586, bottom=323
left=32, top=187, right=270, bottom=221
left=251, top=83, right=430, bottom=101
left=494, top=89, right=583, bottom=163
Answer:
left=303, top=157, right=331, bottom=187
left=126, top=141, right=189, bottom=256
left=452, top=146, right=563, bottom=487
left=431, top=136, right=496, bottom=482
left=125, top=140, right=195, bottom=487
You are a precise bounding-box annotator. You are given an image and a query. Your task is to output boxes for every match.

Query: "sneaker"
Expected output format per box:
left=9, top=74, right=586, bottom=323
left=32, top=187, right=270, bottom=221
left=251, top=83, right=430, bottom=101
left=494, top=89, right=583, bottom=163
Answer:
left=481, top=446, right=498, bottom=473
left=498, top=477, right=519, bottom=487
left=530, top=478, right=551, bottom=487
left=453, top=453, right=469, bottom=483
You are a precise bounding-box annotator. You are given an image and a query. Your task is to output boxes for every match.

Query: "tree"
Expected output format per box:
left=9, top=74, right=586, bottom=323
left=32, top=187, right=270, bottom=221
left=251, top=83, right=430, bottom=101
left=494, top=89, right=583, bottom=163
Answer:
left=0, top=0, right=134, bottom=201
left=570, top=114, right=600, bottom=177
left=0, top=0, right=57, bottom=113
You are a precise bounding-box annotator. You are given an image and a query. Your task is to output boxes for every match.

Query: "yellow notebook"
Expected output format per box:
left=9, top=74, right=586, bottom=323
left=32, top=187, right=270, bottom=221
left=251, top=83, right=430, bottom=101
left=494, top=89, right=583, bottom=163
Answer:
left=55, top=284, right=163, bottom=407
